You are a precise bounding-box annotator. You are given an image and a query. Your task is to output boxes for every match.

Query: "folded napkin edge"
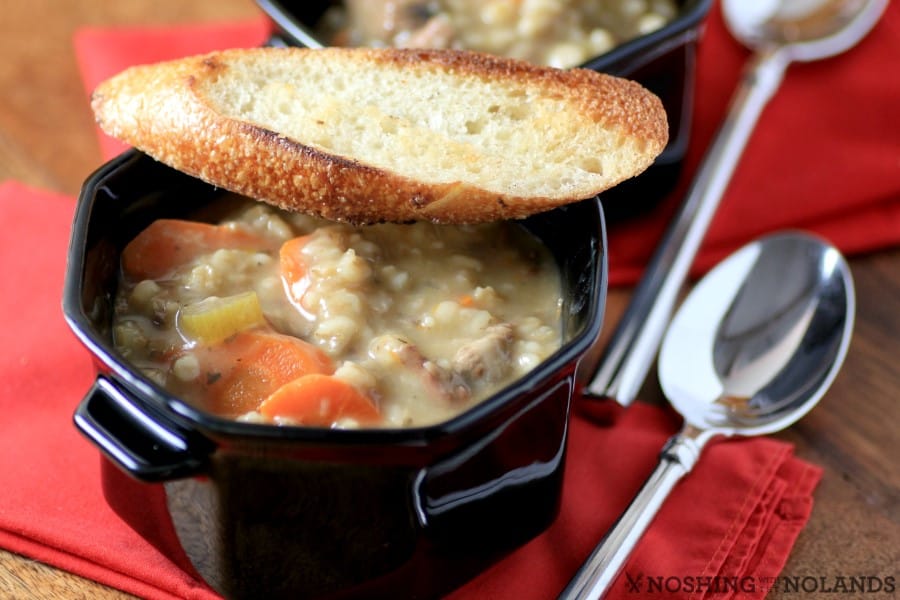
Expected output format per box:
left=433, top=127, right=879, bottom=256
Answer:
left=0, top=529, right=194, bottom=600
left=693, top=442, right=793, bottom=583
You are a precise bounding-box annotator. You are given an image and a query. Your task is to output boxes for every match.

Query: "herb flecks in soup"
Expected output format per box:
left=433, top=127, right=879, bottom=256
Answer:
left=113, top=199, right=562, bottom=428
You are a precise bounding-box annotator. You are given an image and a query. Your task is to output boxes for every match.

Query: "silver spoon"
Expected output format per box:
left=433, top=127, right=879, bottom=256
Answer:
left=586, top=0, right=885, bottom=406
left=256, top=0, right=326, bottom=49
left=561, top=232, right=855, bottom=599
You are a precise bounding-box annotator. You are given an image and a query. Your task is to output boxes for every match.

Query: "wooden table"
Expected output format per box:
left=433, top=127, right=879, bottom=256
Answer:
left=1, top=1, right=897, bottom=598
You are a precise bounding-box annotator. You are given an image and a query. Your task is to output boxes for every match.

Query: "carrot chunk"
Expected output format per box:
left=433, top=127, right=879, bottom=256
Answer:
left=259, top=374, right=380, bottom=426
left=279, top=235, right=313, bottom=308
left=190, top=330, right=334, bottom=417
left=122, top=219, right=268, bottom=280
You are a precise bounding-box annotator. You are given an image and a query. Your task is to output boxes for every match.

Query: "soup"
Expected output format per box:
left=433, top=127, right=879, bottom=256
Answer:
left=112, top=197, right=562, bottom=428
left=318, top=0, right=678, bottom=68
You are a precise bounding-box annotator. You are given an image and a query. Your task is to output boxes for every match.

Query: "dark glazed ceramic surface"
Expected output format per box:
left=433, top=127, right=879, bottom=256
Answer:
left=64, top=151, right=607, bottom=599
left=256, top=0, right=713, bottom=219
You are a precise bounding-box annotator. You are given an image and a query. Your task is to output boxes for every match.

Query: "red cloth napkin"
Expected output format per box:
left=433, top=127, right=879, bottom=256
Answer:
left=3, top=1, right=897, bottom=597
left=0, top=183, right=820, bottom=600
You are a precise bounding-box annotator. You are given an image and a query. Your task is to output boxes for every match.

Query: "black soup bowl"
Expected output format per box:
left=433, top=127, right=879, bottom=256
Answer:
left=63, top=150, right=608, bottom=600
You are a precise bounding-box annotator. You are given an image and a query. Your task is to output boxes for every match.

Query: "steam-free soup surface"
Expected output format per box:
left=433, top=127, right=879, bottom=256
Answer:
left=113, top=197, right=562, bottom=428
left=319, top=0, right=678, bottom=68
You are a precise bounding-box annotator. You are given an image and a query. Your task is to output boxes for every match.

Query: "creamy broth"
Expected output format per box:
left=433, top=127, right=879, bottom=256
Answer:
left=319, top=0, right=678, bottom=68
left=113, top=197, right=562, bottom=428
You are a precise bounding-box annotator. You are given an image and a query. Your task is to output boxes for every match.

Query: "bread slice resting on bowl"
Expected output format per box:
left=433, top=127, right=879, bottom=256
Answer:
left=91, top=46, right=668, bottom=224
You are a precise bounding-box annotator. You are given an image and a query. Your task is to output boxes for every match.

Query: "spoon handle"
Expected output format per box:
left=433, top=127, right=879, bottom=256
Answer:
left=558, top=427, right=715, bottom=600
left=585, top=47, right=790, bottom=406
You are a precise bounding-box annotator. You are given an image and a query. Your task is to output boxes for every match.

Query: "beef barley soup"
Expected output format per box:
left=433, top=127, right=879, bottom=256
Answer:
left=319, top=0, right=679, bottom=68
left=113, top=196, right=563, bottom=428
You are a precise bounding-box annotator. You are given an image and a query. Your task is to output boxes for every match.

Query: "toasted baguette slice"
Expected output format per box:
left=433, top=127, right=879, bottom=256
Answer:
left=92, top=47, right=667, bottom=224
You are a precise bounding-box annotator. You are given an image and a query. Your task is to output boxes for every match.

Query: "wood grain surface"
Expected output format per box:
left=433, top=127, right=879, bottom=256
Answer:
left=1, top=1, right=897, bottom=598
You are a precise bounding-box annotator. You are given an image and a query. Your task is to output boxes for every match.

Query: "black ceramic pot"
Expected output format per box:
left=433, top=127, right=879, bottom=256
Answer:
left=63, top=150, right=608, bottom=599
left=255, top=0, right=713, bottom=219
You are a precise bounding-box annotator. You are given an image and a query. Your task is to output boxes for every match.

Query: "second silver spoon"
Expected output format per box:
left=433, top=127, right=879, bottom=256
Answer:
left=562, top=232, right=855, bottom=599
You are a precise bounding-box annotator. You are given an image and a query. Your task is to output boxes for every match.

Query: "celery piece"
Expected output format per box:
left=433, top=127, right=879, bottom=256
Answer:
left=178, top=291, right=266, bottom=344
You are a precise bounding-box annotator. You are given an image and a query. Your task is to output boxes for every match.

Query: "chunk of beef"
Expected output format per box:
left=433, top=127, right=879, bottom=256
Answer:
left=371, top=334, right=470, bottom=403
left=452, top=323, right=514, bottom=383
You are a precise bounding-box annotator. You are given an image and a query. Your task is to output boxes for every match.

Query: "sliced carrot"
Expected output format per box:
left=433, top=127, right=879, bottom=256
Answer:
left=279, top=235, right=313, bottom=308
left=458, top=294, right=475, bottom=307
left=259, top=374, right=380, bottom=426
left=122, top=219, right=269, bottom=280
left=190, top=330, right=334, bottom=417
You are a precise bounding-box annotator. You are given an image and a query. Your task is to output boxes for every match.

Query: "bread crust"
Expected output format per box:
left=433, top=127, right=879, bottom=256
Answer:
left=92, top=47, right=668, bottom=224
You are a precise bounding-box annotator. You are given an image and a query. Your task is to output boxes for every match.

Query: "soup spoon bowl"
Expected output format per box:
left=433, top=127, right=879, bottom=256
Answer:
left=561, top=232, right=855, bottom=599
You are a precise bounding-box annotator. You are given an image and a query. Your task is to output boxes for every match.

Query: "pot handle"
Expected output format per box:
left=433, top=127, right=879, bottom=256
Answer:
left=74, top=376, right=211, bottom=482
